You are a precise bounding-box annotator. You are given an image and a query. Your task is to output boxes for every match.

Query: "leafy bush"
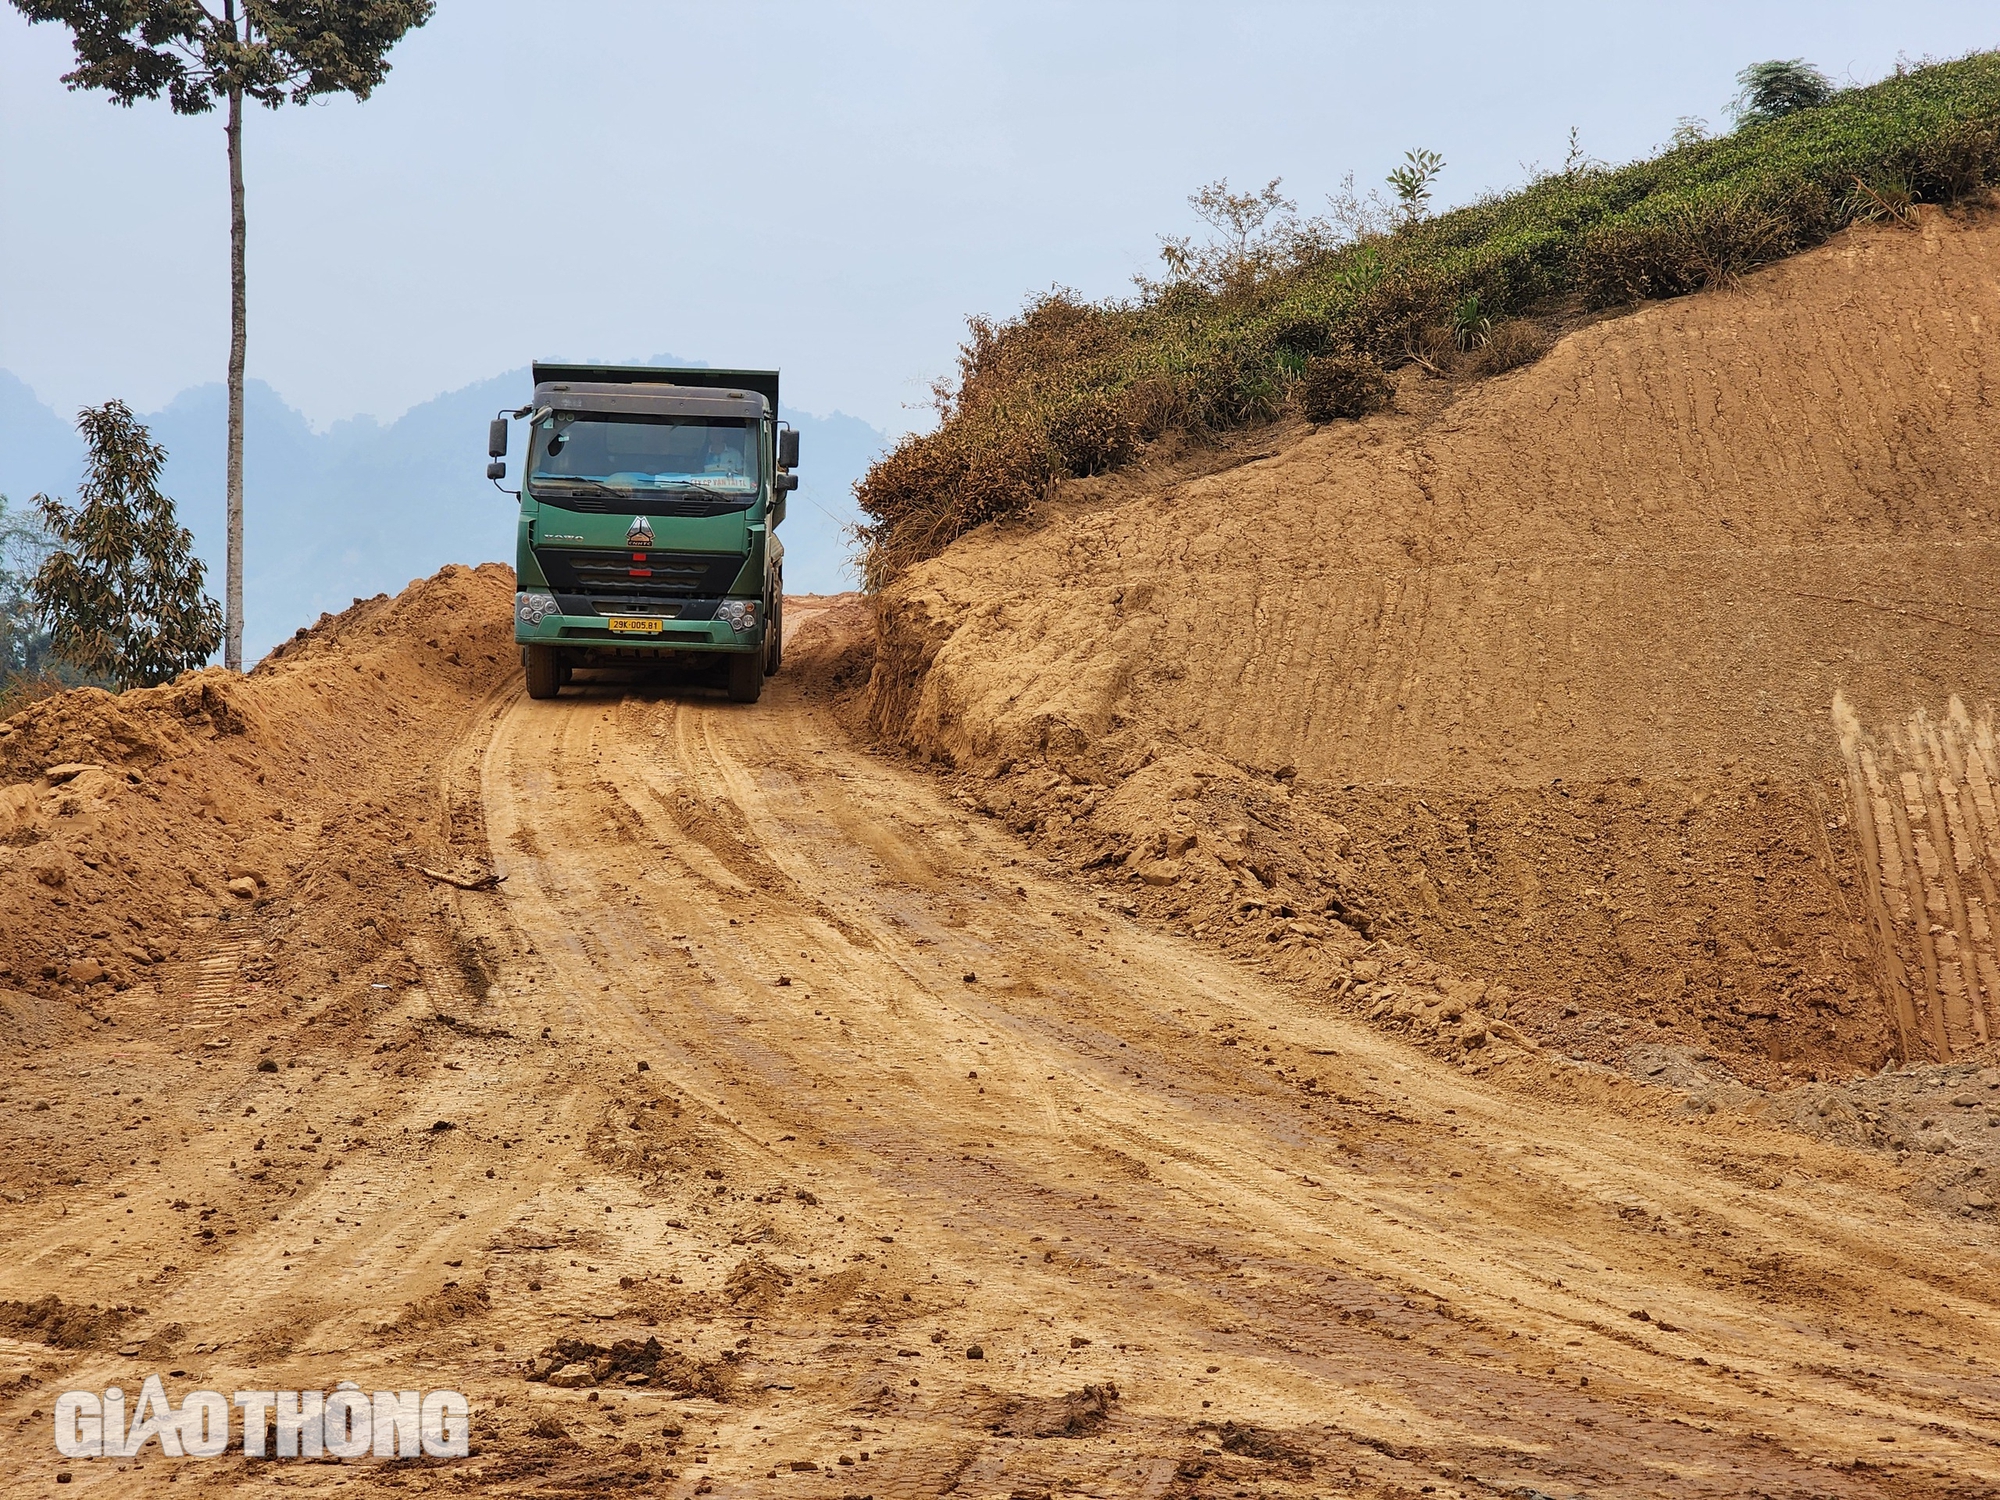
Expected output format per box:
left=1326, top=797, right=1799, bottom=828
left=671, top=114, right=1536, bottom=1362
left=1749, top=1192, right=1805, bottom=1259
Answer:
left=857, top=51, right=2000, bottom=584
left=1734, top=60, right=1835, bottom=123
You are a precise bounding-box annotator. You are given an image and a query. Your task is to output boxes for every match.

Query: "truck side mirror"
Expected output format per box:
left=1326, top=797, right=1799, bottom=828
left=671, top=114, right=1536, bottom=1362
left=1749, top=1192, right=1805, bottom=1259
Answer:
left=488, top=417, right=509, bottom=458
left=486, top=461, right=507, bottom=480
left=777, top=429, right=800, bottom=469
left=774, top=472, right=799, bottom=492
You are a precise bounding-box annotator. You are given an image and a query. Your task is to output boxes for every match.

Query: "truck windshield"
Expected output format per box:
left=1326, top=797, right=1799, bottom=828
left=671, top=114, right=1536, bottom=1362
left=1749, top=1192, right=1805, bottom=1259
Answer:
left=527, top=415, right=759, bottom=501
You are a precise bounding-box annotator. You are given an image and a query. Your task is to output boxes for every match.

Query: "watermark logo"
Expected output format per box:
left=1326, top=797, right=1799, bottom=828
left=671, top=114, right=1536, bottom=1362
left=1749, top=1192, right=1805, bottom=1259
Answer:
left=54, top=1377, right=469, bottom=1460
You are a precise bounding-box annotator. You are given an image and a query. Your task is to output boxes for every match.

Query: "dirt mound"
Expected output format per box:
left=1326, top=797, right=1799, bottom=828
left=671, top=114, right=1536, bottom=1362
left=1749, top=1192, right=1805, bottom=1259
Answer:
left=1216, top=1420, right=1312, bottom=1468
left=0, top=563, right=512, bottom=1009
left=0, top=1295, right=134, bottom=1349
left=853, top=207, right=2000, bottom=1086
left=523, top=1336, right=735, bottom=1399
left=987, top=1382, right=1120, bottom=1439
left=378, top=1279, right=491, bottom=1336
left=0, top=562, right=516, bottom=1198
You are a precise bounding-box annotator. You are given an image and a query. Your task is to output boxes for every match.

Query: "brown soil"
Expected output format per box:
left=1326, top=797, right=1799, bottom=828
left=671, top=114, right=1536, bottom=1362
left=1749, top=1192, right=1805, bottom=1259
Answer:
left=860, top=205, right=2000, bottom=1090
left=1, top=214, right=1998, bottom=1499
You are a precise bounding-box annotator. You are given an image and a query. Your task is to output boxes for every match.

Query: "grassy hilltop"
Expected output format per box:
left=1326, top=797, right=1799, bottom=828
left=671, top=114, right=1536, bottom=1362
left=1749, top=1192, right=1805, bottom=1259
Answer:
left=857, top=50, right=2000, bottom=584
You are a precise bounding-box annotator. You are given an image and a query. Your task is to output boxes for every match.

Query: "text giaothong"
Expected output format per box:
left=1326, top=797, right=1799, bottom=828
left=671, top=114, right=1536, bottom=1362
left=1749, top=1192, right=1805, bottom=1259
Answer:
left=54, top=1378, right=470, bottom=1459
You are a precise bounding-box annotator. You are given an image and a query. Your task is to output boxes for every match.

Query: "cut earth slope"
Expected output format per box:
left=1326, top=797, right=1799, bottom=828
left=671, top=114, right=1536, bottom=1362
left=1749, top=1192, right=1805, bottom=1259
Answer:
left=859, top=205, right=2000, bottom=1089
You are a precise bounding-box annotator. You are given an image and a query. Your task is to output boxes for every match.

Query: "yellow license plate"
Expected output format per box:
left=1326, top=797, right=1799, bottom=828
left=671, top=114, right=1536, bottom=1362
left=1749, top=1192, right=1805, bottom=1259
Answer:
left=606, top=617, right=666, bottom=634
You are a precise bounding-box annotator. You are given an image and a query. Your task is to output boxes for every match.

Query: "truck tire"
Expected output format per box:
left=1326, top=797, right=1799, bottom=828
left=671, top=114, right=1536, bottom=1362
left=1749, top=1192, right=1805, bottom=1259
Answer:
left=726, top=649, right=764, bottom=703
left=765, top=590, right=784, bottom=677
left=524, top=644, right=561, bottom=700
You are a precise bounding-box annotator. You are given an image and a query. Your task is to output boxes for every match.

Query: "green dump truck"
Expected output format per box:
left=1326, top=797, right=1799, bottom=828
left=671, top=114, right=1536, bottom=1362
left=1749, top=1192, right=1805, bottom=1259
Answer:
left=488, top=362, right=796, bottom=702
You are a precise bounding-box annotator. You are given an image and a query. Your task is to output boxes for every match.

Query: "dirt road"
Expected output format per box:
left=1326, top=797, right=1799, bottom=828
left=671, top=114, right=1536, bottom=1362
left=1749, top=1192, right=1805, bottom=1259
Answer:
left=4, top=626, right=1999, bottom=1497
left=469, top=653, right=2000, bottom=1497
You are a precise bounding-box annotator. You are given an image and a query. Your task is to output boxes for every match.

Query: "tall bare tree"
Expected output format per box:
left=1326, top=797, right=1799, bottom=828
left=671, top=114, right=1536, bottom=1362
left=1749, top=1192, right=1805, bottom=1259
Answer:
left=11, top=1, right=435, bottom=669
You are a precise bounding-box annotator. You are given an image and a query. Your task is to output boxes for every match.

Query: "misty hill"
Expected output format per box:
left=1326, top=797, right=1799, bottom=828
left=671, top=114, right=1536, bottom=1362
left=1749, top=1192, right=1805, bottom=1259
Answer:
left=0, top=365, right=883, bottom=663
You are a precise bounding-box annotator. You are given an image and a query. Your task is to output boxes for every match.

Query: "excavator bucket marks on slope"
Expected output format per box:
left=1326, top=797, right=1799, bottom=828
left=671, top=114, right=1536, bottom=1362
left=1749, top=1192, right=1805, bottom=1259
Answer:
left=1834, top=692, right=2000, bottom=1061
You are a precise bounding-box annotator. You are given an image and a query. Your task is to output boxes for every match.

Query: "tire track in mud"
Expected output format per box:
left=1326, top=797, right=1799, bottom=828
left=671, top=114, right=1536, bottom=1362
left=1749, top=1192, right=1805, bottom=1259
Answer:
left=470, top=673, right=2000, bottom=1497
left=1835, top=692, right=2000, bottom=1061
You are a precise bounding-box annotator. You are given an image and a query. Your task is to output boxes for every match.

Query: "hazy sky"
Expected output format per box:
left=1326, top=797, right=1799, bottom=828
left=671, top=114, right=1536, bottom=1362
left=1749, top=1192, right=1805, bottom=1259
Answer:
left=4, top=1, right=1994, bottom=434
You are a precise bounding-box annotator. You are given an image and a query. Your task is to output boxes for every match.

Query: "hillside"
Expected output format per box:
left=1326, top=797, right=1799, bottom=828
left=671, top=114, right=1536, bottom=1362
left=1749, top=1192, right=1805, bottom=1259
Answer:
left=854, top=205, right=2000, bottom=1087
left=857, top=50, right=2000, bottom=582
left=7, top=68, right=2000, bottom=1500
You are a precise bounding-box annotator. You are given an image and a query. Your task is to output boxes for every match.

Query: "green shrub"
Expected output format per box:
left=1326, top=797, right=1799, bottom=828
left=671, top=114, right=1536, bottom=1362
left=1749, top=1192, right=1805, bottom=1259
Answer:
left=30, top=401, right=223, bottom=689
left=857, top=52, right=2000, bottom=583
left=1734, top=60, right=1835, bottom=124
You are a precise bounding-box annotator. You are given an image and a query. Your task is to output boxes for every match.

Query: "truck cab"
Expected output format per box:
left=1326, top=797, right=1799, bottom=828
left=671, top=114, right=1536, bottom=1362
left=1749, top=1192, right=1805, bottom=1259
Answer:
left=491, top=363, right=796, bottom=702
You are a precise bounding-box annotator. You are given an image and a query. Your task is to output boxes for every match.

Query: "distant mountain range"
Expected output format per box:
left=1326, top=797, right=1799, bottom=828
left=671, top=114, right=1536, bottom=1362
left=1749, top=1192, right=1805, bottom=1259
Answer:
left=0, top=361, right=886, bottom=663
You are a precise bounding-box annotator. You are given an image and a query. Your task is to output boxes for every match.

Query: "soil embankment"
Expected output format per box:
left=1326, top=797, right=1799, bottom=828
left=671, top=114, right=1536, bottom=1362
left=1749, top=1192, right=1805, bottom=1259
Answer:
left=0, top=564, right=517, bottom=1055
left=860, top=207, right=2000, bottom=1087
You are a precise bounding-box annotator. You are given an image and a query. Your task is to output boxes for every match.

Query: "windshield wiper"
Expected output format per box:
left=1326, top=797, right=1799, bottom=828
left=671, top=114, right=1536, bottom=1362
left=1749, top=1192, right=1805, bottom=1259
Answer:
left=535, top=475, right=750, bottom=498
left=529, top=476, right=624, bottom=498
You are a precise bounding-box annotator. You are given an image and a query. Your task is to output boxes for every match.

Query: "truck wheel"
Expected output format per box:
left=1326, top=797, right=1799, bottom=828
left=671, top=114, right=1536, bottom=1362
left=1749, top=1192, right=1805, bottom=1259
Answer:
left=727, top=650, right=764, bottom=703
left=765, top=591, right=784, bottom=677
left=524, top=644, right=561, bottom=700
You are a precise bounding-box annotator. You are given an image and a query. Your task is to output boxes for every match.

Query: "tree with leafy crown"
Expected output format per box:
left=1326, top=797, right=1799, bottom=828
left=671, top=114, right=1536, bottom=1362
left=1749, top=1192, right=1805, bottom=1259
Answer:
left=9, top=0, right=435, bottom=672
left=32, top=401, right=224, bottom=690
left=1733, top=59, right=1835, bottom=124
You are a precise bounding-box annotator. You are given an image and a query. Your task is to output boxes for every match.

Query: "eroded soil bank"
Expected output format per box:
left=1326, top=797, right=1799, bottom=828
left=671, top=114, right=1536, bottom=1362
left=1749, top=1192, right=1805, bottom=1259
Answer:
left=856, top=207, right=2000, bottom=1093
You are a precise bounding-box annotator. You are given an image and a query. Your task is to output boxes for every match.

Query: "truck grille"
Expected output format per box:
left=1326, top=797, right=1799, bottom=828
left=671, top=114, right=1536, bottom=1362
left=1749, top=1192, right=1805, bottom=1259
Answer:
left=534, top=547, right=743, bottom=605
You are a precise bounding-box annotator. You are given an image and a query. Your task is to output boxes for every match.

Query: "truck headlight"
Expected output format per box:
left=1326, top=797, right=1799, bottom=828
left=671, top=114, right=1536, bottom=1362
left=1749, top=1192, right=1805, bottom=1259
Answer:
left=717, top=600, right=759, bottom=632
left=515, top=591, right=558, bottom=625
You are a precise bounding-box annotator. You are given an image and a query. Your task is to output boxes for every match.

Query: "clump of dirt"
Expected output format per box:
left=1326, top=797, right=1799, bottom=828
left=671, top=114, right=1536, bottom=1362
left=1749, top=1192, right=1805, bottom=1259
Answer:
left=835, top=210, right=2000, bottom=1087
left=523, top=1337, right=734, bottom=1399
left=722, top=1255, right=791, bottom=1310
left=378, top=1281, right=491, bottom=1336
left=0, top=1295, right=134, bottom=1349
left=1217, top=1420, right=1313, bottom=1469
left=525, top=1412, right=573, bottom=1443
left=986, top=1382, right=1120, bottom=1439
